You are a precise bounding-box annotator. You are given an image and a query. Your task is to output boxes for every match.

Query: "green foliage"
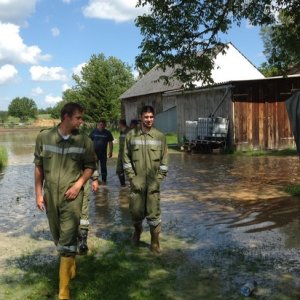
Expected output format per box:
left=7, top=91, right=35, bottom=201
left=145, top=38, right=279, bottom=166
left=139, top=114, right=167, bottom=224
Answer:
left=0, top=145, right=8, bottom=170
left=135, top=0, right=280, bottom=86
left=54, top=54, right=135, bottom=123
left=135, top=1, right=300, bottom=86
left=0, top=111, right=8, bottom=123
left=8, top=97, right=38, bottom=121
left=37, top=107, right=53, bottom=115
left=258, top=62, right=281, bottom=77
left=260, top=4, right=300, bottom=74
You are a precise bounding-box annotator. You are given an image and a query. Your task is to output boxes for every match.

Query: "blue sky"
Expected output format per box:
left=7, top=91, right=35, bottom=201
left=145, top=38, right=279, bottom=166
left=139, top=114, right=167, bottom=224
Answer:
left=0, top=0, right=266, bottom=111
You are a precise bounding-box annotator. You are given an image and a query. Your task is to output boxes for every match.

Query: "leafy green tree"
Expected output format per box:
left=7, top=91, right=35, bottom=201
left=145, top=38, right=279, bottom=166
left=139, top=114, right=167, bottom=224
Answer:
left=135, top=0, right=299, bottom=86
left=58, top=54, right=135, bottom=123
left=258, top=62, right=280, bottom=77
left=260, top=6, right=300, bottom=75
left=8, top=97, right=38, bottom=121
left=0, top=111, right=8, bottom=124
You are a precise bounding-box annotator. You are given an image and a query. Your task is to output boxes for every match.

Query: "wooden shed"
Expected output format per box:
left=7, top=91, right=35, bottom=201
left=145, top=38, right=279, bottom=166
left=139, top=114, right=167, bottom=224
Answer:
left=162, top=76, right=300, bottom=150
left=120, top=43, right=300, bottom=150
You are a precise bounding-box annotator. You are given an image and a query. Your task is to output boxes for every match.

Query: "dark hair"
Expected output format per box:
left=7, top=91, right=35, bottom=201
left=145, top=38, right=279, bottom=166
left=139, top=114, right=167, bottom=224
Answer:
left=119, top=119, right=127, bottom=126
left=98, top=119, right=106, bottom=125
left=140, top=105, right=155, bottom=116
left=130, top=119, right=139, bottom=126
left=60, top=102, right=84, bottom=121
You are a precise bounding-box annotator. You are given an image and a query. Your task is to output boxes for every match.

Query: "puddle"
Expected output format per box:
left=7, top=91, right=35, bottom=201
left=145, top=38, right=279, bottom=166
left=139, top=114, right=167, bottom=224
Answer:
left=1, top=130, right=300, bottom=298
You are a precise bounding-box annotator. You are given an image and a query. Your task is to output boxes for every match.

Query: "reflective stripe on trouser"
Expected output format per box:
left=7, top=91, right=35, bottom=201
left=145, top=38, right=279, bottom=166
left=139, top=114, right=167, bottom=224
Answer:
left=80, top=183, right=90, bottom=230
left=129, top=184, right=161, bottom=227
left=44, top=185, right=83, bottom=255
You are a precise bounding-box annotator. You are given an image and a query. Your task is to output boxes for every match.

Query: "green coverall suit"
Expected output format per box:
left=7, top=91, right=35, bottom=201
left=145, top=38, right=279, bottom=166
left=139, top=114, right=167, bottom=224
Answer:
left=34, top=126, right=96, bottom=255
left=116, top=126, right=130, bottom=186
left=123, top=126, right=168, bottom=226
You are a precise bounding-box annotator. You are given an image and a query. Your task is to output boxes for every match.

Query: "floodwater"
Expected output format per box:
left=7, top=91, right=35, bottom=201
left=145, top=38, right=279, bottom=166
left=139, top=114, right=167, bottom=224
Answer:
left=0, top=129, right=300, bottom=299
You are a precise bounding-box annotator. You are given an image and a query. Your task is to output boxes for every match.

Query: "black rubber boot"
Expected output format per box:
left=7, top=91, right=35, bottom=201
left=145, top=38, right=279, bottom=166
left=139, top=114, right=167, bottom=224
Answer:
left=78, top=229, right=89, bottom=255
left=118, top=173, right=126, bottom=187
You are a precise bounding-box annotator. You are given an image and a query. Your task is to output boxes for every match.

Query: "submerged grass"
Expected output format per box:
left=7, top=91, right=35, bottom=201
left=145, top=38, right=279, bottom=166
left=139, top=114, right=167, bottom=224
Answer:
left=0, top=145, right=8, bottom=170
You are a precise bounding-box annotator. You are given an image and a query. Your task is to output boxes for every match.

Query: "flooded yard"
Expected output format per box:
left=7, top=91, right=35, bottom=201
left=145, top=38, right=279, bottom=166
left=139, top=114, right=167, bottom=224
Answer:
left=0, top=129, right=300, bottom=299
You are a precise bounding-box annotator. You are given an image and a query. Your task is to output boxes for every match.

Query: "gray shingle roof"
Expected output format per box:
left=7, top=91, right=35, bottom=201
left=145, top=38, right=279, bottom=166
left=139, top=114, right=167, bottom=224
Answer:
left=120, top=65, right=183, bottom=99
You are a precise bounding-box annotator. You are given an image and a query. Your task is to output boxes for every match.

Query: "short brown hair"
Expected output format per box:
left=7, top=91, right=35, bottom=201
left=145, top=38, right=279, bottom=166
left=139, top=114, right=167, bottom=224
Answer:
left=60, top=102, right=84, bottom=121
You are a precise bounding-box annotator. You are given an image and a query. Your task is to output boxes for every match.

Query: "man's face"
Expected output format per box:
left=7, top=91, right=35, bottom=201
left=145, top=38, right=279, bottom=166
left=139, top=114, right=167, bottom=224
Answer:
left=97, top=122, right=105, bottom=130
left=66, top=110, right=84, bottom=130
left=141, top=111, right=154, bottom=129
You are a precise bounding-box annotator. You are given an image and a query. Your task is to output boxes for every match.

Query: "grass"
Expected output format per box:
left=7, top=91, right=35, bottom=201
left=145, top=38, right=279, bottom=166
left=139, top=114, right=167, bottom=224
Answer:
left=1, top=237, right=222, bottom=300
left=0, top=145, right=8, bottom=170
left=283, top=184, right=300, bottom=196
left=232, top=148, right=298, bottom=157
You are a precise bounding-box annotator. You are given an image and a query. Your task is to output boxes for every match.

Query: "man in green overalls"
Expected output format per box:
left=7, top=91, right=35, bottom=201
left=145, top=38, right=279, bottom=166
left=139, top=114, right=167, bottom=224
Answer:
left=123, top=105, right=168, bottom=253
left=78, top=170, right=99, bottom=255
left=34, top=102, right=96, bottom=299
left=116, top=119, right=130, bottom=187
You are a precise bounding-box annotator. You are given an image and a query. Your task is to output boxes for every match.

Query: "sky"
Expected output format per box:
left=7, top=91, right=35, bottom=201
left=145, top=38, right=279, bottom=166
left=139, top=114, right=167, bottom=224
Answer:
left=0, top=0, right=266, bottom=111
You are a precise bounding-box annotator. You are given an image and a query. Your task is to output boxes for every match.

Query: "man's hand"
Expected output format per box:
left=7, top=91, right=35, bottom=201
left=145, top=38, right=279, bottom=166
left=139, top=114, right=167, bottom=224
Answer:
left=65, top=182, right=82, bottom=200
left=36, top=195, right=46, bottom=211
left=91, top=179, right=99, bottom=192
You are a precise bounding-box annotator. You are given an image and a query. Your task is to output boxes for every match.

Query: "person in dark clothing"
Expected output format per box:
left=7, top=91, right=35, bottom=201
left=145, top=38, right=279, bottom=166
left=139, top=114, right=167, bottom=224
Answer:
left=130, top=119, right=139, bottom=129
left=89, top=120, right=114, bottom=184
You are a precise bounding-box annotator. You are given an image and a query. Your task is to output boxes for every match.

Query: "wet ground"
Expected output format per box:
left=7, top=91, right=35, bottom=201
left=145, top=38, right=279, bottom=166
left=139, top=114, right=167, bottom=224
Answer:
left=0, top=130, right=300, bottom=299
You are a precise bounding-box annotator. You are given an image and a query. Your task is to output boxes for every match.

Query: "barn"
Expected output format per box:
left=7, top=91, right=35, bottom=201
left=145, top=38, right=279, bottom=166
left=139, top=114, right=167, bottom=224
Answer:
left=121, top=43, right=300, bottom=150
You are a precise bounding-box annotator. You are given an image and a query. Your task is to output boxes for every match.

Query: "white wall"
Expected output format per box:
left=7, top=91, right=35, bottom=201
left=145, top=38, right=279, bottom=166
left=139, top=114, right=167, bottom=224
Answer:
left=194, top=43, right=265, bottom=87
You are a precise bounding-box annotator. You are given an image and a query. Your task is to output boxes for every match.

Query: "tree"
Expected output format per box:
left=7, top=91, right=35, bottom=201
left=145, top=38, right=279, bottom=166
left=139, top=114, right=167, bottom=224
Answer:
left=57, top=54, right=135, bottom=123
left=8, top=97, right=38, bottom=121
left=135, top=0, right=298, bottom=86
left=260, top=5, right=300, bottom=75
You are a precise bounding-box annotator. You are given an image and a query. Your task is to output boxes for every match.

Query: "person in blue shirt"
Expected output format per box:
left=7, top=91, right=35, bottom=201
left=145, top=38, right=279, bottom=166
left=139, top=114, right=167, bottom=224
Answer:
left=89, top=120, right=114, bottom=184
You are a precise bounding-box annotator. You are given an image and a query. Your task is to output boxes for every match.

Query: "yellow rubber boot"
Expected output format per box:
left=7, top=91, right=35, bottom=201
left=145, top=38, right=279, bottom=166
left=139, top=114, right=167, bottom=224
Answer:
left=59, top=256, right=76, bottom=300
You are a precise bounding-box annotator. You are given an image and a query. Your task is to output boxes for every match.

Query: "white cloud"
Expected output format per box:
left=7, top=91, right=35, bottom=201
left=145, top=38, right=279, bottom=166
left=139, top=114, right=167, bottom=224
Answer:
left=62, top=0, right=72, bottom=3
left=30, top=66, right=68, bottom=81
left=51, top=27, right=60, bottom=37
left=72, top=62, right=86, bottom=76
left=83, top=0, right=149, bottom=22
left=32, top=86, right=44, bottom=95
left=0, top=22, right=51, bottom=65
left=62, top=83, right=71, bottom=91
left=0, top=64, right=18, bottom=84
left=0, top=0, right=37, bottom=25
left=45, top=94, right=62, bottom=105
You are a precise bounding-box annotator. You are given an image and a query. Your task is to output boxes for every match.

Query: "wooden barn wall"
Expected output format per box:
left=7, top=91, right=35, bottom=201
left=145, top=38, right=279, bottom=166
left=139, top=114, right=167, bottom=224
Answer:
left=123, top=93, right=163, bottom=125
left=232, top=78, right=300, bottom=150
left=164, top=87, right=232, bottom=143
